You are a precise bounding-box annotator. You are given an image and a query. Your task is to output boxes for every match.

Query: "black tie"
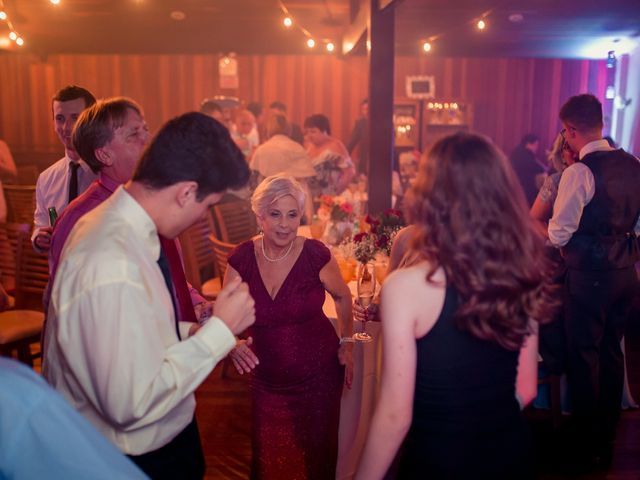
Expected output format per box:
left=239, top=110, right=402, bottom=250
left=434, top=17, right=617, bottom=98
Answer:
left=157, top=246, right=182, bottom=340
left=68, top=162, right=81, bottom=203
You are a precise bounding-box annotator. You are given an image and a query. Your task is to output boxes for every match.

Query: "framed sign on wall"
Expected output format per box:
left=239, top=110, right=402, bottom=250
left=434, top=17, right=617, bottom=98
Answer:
left=405, top=75, right=435, bottom=99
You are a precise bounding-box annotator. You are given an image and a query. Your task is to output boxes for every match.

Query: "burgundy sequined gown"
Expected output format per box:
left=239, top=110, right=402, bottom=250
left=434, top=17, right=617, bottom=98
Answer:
left=228, top=239, right=344, bottom=480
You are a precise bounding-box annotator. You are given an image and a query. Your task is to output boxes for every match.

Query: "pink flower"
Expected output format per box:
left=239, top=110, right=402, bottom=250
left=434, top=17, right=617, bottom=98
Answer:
left=340, top=203, right=353, bottom=214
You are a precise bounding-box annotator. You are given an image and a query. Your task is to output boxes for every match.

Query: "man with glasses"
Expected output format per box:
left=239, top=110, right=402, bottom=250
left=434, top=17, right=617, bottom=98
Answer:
left=549, top=93, right=640, bottom=471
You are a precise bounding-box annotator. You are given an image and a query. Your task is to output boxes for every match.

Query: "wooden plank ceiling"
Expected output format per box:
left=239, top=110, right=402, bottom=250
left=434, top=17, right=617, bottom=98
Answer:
left=0, top=0, right=638, bottom=58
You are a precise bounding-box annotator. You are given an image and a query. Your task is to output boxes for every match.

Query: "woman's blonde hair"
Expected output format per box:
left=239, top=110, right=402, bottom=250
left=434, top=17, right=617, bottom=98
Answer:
left=251, top=174, right=306, bottom=218
left=547, top=133, right=566, bottom=172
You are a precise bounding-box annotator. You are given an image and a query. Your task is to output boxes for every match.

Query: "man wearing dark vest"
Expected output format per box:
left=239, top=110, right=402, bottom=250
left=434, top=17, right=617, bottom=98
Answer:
left=549, top=93, right=640, bottom=470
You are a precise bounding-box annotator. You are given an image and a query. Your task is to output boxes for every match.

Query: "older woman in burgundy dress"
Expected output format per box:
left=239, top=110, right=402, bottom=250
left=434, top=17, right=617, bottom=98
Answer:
left=226, top=174, right=353, bottom=479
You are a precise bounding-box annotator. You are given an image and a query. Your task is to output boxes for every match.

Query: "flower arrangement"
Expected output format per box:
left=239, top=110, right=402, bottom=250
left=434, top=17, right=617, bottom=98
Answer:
left=352, top=209, right=406, bottom=263
left=317, top=195, right=354, bottom=223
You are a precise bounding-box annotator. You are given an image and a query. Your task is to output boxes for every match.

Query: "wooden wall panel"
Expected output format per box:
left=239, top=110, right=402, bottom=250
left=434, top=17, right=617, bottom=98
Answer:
left=0, top=52, right=605, bottom=170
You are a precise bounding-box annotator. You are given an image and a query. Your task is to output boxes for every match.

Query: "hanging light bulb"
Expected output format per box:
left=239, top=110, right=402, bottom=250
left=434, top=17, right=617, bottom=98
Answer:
left=477, top=19, right=486, bottom=30
left=326, top=42, right=335, bottom=52
left=306, top=38, right=315, bottom=48
left=16, top=37, right=24, bottom=46
left=50, top=0, right=61, bottom=4
left=283, top=16, right=292, bottom=28
left=9, top=31, right=17, bottom=41
left=0, top=11, right=7, bottom=21
left=422, top=41, right=432, bottom=52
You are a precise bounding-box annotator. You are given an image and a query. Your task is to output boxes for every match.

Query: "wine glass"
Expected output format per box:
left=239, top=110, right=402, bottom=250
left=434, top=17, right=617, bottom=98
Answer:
left=374, top=255, right=389, bottom=284
left=353, top=261, right=376, bottom=343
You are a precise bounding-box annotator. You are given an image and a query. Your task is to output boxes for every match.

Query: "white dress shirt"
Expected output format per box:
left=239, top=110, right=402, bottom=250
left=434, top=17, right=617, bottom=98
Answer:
left=250, top=134, right=316, bottom=179
left=32, top=155, right=97, bottom=245
left=548, top=139, right=640, bottom=247
left=43, top=186, right=236, bottom=455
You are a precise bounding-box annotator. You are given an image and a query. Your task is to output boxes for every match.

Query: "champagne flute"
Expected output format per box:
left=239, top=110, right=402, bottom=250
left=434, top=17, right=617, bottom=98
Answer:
left=353, top=262, right=376, bottom=343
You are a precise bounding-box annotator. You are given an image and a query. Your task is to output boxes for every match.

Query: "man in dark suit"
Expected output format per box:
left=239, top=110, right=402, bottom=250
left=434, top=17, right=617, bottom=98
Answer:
left=509, top=133, right=544, bottom=206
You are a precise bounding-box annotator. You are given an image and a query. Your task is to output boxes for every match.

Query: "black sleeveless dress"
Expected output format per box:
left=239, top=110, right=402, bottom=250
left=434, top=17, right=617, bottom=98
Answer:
left=398, top=286, right=533, bottom=479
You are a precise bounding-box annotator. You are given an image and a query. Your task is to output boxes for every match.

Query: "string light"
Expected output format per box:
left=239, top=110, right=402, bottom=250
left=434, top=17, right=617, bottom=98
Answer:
left=279, top=1, right=337, bottom=53
left=0, top=0, right=25, bottom=47
left=419, top=9, right=493, bottom=51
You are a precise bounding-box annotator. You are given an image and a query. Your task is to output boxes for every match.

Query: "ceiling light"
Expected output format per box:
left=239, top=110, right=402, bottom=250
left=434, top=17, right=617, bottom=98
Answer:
left=477, top=19, right=486, bottom=30
left=170, top=10, right=186, bottom=21
left=306, top=38, right=315, bottom=48
left=0, top=11, right=7, bottom=21
left=326, top=42, right=335, bottom=52
left=508, top=13, right=523, bottom=23
left=9, top=31, right=17, bottom=41
left=16, top=37, right=24, bottom=46
left=50, top=0, right=61, bottom=4
left=422, top=41, right=432, bottom=52
left=283, top=16, right=292, bottom=28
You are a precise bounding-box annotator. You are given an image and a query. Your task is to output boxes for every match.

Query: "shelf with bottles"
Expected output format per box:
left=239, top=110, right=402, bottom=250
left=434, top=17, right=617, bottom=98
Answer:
left=424, top=101, right=472, bottom=127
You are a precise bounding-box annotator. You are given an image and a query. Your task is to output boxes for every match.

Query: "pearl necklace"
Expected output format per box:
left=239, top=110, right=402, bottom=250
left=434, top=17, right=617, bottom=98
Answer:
left=261, top=236, right=295, bottom=262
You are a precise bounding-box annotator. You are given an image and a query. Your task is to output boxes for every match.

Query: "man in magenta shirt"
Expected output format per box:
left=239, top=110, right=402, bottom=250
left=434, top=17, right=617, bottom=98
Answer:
left=46, top=97, right=207, bottom=338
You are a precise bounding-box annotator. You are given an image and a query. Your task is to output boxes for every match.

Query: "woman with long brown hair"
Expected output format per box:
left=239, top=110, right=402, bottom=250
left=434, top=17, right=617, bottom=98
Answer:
left=356, top=132, right=556, bottom=479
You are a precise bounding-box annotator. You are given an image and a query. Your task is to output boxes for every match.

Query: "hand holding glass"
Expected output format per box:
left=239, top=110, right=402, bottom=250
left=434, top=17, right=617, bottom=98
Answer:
left=353, top=262, right=376, bottom=343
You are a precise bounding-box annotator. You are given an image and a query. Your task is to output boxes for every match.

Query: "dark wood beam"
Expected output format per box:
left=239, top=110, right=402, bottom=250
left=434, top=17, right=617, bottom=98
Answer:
left=379, top=0, right=403, bottom=11
left=341, top=0, right=369, bottom=55
left=367, top=0, right=395, bottom=214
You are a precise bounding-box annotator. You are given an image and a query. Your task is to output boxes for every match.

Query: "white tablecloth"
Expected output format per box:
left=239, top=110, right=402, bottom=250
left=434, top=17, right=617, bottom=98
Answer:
left=300, top=225, right=382, bottom=478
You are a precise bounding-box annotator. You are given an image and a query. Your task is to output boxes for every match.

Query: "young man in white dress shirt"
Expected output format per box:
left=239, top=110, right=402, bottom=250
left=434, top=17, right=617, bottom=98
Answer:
left=548, top=93, right=640, bottom=471
left=43, top=112, right=256, bottom=479
left=32, top=85, right=97, bottom=252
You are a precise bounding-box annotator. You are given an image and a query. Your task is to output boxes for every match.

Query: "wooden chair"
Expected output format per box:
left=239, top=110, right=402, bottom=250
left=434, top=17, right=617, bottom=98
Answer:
left=209, top=234, right=237, bottom=287
left=0, top=223, right=29, bottom=294
left=14, top=232, right=49, bottom=311
left=0, top=228, right=47, bottom=366
left=4, top=185, right=36, bottom=224
left=179, top=212, right=221, bottom=299
left=212, top=200, right=258, bottom=244
left=15, top=165, right=40, bottom=185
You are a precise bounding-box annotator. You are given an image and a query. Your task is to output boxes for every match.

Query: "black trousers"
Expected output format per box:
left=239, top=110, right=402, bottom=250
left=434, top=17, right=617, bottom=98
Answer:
left=564, top=266, right=638, bottom=453
left=128, top=417, right=205, bottom=480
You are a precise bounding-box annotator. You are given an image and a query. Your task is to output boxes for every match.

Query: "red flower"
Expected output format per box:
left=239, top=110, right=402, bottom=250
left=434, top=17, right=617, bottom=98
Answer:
left=376, top=234, right=389, bottom=248
left=353, top=232, right=367, bottom=243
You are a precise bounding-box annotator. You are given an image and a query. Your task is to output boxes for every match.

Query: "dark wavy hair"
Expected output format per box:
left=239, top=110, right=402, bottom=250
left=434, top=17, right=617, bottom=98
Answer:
left=132, top=112, right=249, bottom=200
left=405, top=132, right=557, bottom=350
left=303, top=114, right=331, bottom=135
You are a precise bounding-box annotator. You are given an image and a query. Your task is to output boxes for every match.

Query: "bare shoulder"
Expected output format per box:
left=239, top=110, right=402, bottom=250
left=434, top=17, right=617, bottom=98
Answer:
left=382, top=262, right=446, bottom=337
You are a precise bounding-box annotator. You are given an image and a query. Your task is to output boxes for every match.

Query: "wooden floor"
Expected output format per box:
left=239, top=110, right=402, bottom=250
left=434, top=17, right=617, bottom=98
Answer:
left=196, top=312, right=640, bottom=480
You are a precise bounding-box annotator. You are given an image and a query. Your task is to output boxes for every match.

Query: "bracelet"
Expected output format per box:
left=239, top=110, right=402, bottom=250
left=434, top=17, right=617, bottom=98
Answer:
left=340, top=337, right=355, bottom=344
